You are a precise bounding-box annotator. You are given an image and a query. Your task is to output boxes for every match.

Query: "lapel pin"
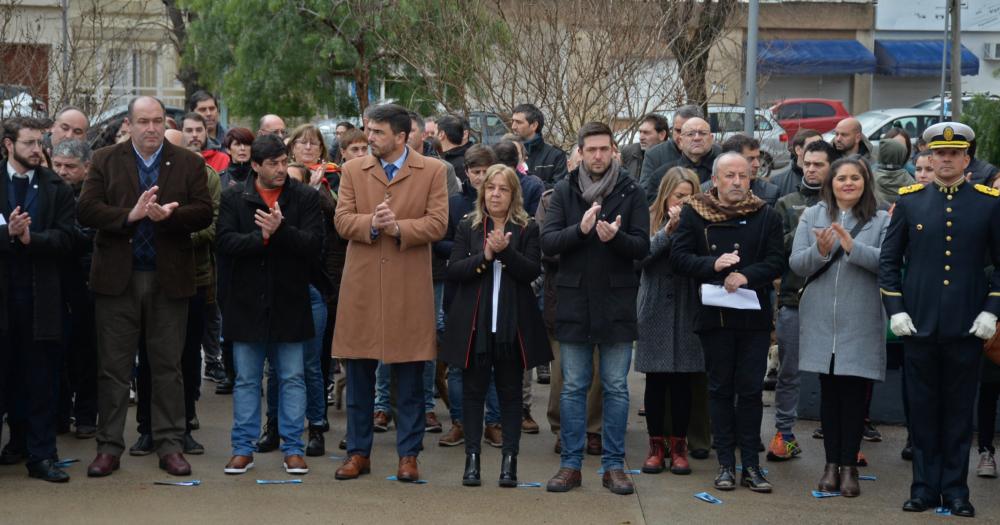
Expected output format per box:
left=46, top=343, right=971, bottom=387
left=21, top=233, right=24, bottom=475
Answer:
left=165, top=161, right=171, bottom=166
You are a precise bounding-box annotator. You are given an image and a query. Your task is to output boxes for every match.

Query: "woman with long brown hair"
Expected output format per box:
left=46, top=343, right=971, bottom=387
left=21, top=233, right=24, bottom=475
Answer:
left=635, top=167, right=704, bottom=475
left=440, top=164, right=551, bottom=487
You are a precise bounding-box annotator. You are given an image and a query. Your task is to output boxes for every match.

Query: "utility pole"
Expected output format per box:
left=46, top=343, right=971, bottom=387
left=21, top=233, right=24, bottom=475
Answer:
left=743, top=0, right=759, bottom=136
left=950, top=0, right=962, bottom=119
left=939, top=1, right=948, bottom=121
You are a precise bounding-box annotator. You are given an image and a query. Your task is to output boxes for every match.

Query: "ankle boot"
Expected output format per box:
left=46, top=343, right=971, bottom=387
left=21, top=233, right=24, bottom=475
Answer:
left=462, top=453, right=481, bottom=486
left=642, top=436, right=667, bottom=474
left=818, top=463, right=840, bottom=492
left=840, top=466, right=860, bottom=497
left=499, top=453, right=518, bottom=487
left=257, top=419, right=279, bottom=453
left=306, top=426, right=325, bottom=457
left=669, top=436, right=691, bottom=475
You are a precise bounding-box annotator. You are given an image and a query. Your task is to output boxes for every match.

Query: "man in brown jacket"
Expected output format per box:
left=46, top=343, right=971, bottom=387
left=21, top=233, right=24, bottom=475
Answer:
left=77, top=96, right=213, bottom=477
left=332, top=104, right=448, bottom=483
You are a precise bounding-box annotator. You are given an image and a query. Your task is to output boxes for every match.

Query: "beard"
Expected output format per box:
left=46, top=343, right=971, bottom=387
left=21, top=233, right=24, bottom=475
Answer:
left=12, top=149, right=42, bottom=171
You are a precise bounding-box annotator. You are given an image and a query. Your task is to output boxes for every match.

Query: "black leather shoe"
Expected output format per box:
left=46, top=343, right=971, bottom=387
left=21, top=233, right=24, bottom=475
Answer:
left=901, top=436, right=914, bottom=461
left=0, top=443, right=26, bottom=465
left=740, top=465, right=773, bottom=493
left=215, top=377, right=234, bottom=395
left=338, top=436, right=347, bottom=450
left=129, top=433, right=154, bottom=456
left=499, top=453, right=517, bottom=487
left=27, top=459, right=70, bottom=483
left=306, top=427, right=325, bottom=457
left=714, top=465, right=736, bottom=491
left=257, top=419, right=279, bottom=453
left=690, top=448, right=710, bottom=460
left=183, top=433, right=205, bottom=455
left=948, top=499, right=975, bottom=518
left=462, top=453, right=481, bottom=486
left=187, top=416, right=200, bottom=431
left=902, top=498, right=930, bottom=513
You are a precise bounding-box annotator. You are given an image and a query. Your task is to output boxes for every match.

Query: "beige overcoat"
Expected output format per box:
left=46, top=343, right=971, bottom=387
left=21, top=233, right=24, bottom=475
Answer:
left=332, top=149, right=448, bottom=363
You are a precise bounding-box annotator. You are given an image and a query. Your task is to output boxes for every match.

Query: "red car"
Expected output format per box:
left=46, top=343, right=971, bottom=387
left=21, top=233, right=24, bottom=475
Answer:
left=769, top=98, right=851, bottom=136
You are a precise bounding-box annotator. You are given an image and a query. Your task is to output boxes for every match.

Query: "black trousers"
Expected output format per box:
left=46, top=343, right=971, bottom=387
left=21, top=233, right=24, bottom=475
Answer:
left=644, top=372, right=692, bottom=438
left=462, top=355, right=523, bottom=456
left=137, top=287, right=205, bottom=434
left=699, top=329, right=769, bottom=469
left=819, top=358, right=868, bottom=466
left=2, top=299, right=61, bottom=464
left=978, top=381, right=1000, bottom=453
left=59, top=287, right=98, bottom=428
left=904, top=337, right=981, bottom=505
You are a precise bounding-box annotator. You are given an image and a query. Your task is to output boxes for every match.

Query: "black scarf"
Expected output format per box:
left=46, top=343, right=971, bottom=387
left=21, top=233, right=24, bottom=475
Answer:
left=473, top=219, right=520, bottom=362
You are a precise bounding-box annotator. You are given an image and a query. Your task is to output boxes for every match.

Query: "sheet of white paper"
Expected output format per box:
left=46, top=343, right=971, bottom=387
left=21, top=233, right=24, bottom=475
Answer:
left=0, top=214, right=6, bottom=226
left=700, top=284, right=761, bottom=310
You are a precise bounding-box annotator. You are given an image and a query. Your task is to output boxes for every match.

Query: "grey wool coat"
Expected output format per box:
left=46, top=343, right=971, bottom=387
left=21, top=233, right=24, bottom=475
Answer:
left=790, top=202, right=890, bottom=381
left=635, top=226, right=704, bottom=373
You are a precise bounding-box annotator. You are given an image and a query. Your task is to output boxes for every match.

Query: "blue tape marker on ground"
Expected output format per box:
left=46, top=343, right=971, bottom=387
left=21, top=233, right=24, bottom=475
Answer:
left=154, top=480, right=201, bottom=486
left=596, top=468, right=642, bottom=475
left=256, top=479, right=303, bottom=484
left=858, top=475, right=877, bottom=481
left=811, top=490, right=841, bottom=498
left=694, top=492, right=723, bottom=504
left=935, top=507, right=952, bottom=516
left=328, top=455, right=345, bottom=460
left=54, top=458, right=79, bottom=468
left=386, top=475, right=428, bottom=484
left=517, top=482, right=542, bottom=488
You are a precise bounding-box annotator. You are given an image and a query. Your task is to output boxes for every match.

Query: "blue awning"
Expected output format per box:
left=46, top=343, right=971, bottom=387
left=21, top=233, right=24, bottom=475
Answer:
left=874, top=40, right=979, bottom=76
left=757, top=40, right=876, bottom=76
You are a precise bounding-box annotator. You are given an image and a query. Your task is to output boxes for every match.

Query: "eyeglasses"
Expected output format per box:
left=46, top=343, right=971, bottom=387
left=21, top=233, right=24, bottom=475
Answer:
left=16, top=139, right=44, bottom=149
left=294, top=139, right=320, bottom=147
left=682, top=131, right=710, bottom=138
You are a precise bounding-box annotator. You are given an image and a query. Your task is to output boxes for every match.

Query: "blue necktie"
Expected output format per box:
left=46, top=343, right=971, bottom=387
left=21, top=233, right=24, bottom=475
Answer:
left=384, top=164, right=397, bottom=182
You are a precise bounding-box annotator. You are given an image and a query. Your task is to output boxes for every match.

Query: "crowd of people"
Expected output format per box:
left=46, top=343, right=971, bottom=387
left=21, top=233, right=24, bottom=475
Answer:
left=1, top=92, right=999, bottom=518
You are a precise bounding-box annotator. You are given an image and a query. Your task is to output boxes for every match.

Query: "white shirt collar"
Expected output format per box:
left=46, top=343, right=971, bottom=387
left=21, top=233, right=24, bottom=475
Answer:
left=6, top=161, right=34, bottom=183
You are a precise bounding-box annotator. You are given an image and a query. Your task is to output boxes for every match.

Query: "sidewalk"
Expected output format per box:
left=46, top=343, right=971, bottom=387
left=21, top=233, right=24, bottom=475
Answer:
left=0, top=369, right=994, bottom=524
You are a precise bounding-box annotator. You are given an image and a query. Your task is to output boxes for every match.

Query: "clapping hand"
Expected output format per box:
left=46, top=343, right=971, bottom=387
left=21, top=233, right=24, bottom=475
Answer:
left=830, top=223, right=853, bottom=254
left=255, top=201, right=283, bottom=240
left=596, top=215, right=622, bottom=243
left=814, top=227, right=835, bottom=257
left=713, top=250, right=740, bottom=272
left=146, top=201, right=179, bottom=222
left=579, top=202, right=601, bottom=234
left=7, top=206, right=30, bottom=244
left=486, top=228, right=512, bottom=259
left=371, top=199, right=398, bottom=236
left=664, top=205, right=682, bottom=234
left=128, top=186, right=158, bottom=223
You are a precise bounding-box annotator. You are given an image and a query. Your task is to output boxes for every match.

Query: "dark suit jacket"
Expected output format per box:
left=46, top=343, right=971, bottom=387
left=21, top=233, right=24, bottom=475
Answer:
left=0, top=166, right=76, bottom=340
left=77, top=140, right=213, bottom=299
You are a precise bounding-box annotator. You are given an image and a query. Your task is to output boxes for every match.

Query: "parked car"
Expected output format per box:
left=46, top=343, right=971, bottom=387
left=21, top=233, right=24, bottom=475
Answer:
left=702, top=104, right=791, bottom=169
left=913, top=92, right=1000, bottom=113
left=769, top=98, right=850, bottom=136
left=822, top=108, right=942, bottom=156
left=468, top=110, right=508, bottom=145
left=0, top=84, right=47, bottom=119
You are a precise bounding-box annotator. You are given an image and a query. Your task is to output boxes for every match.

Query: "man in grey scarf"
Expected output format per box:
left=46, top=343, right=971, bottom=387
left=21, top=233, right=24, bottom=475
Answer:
left=541, top=122, right=649, bottom=496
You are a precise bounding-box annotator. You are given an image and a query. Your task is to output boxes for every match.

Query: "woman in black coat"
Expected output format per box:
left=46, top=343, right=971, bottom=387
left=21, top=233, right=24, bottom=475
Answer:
left=441, top=164, right=551, bottom=488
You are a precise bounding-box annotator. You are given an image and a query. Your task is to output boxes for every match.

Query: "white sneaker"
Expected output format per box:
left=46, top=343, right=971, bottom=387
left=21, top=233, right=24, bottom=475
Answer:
left=977, top=451, right=997, bottom=478
left=224, top=455, right=255, bottom=475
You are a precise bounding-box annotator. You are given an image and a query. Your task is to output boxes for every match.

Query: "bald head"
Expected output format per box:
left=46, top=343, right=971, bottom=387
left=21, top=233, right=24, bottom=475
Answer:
left=164, top=129, right=184, bottom=146
left=679, top=117, right=712, bottom=161
left=50, top=108, right=88, bottom=148
left=833, top=117, right=862, bottom=154
left=258, top=114, right=287, bottom=138
left=711, top=152, right=751, bottom=205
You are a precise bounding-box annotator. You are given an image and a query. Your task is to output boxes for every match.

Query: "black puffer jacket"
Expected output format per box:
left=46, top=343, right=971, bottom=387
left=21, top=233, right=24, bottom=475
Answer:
left=540, top=168, right=649, bottom=343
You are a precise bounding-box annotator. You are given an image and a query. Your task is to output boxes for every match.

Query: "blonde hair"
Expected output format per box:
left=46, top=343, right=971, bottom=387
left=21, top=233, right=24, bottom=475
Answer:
left=650, top=167, right=700, bottom=229
left=471, top=164, right=530, bottom=228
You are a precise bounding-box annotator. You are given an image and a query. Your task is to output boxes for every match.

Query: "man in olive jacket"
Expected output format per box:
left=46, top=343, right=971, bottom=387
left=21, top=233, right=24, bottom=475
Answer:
left=78, top=96, right=212, bottom=478
left=541, top=122, right=649, bottom=496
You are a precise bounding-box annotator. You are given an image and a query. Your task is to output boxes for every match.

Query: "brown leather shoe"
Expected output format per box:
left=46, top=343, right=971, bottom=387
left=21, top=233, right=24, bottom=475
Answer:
left=521, top=408, right=540, bottom=434
left=818, top=463, right=840, bottom=492
left=840, top=466, right=860, bottom=497
left=224, top=455, right=255, bottom=475
left=546, top=467, right=582, bottom=492
left=397, top=456, right=420, bottom=482
left=438, top=422, right=464, bottom=447
left=283, top=454, right=309, bottom=474
left=86, top=453, right=120, bottom=477
left=586, top=433, right=602, bottom=455
left=334, top=454, right=370, bottom=480
left=158, top=452, right=192, bottom=476
left=602, top=468, right=635, bottom=495
left=425, top=412, right=443, bottom=433
left=484, top=424, right=503, bottom=448
left=373, top=411, right=391, bottom=433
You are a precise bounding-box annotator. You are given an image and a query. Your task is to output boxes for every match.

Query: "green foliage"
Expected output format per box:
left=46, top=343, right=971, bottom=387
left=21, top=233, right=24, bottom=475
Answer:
left=962, top=95, right=1000, bottom=168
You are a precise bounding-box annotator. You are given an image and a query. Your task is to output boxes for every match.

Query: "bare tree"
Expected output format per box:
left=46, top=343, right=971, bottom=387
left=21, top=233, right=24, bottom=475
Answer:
left=662, top=0, right=738, bottom=112
left=163, top=0, right=204, bottom=102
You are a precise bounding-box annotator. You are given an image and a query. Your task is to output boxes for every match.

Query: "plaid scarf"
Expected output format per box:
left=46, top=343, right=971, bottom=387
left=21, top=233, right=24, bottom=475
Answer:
left=688, top=187, right=765, bottom=223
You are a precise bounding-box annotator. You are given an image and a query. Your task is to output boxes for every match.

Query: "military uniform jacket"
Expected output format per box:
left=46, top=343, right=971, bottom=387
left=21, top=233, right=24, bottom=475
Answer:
left=879, top=180, right=1000, bottom=340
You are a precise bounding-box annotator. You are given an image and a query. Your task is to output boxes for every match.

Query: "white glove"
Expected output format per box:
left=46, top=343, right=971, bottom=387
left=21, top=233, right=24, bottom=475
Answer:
left=969, top=311, right=998, bottom=340
left=890, top=312, right=917, bottom=337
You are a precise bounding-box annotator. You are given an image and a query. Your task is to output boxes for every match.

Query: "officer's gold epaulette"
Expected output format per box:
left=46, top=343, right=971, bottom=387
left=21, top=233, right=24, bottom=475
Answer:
left=898, top=184, right=926, bottom=196
left=975, top=184, right=1000, bottom=197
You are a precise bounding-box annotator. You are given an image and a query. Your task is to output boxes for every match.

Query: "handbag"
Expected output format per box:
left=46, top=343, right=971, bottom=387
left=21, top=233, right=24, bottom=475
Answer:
left=797, top=219, right=866, bottom=300
left=984, top=322, right=1000, bottom=365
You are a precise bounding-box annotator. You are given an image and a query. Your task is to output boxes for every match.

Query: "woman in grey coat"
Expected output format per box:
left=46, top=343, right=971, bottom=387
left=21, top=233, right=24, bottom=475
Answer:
left=790, top=158, right=890, bottom=498
left=635, top=167, right=703, bottom=475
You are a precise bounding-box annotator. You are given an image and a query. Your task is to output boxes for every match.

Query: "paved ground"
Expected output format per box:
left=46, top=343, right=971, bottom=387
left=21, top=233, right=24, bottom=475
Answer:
left=0, top=369, right=997, bottom=524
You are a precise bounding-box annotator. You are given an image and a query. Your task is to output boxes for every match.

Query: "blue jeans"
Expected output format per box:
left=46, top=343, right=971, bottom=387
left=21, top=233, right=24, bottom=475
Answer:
left=448, top=365, right=500, bottom=424
left=559, top=341, right=632, bottom=471
left=266, top=286, right=327, bottom=427
left=232, top=341, right=306, bottom=457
